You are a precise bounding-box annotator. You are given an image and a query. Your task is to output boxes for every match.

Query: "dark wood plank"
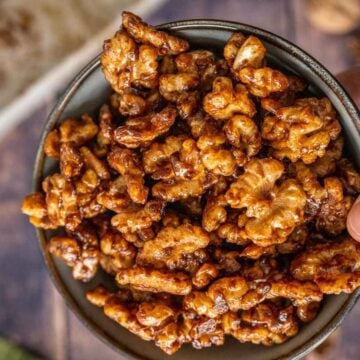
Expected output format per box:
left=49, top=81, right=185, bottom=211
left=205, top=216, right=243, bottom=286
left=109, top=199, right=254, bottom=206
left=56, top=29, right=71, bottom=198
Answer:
left=0, top=104, right=63, bottom=359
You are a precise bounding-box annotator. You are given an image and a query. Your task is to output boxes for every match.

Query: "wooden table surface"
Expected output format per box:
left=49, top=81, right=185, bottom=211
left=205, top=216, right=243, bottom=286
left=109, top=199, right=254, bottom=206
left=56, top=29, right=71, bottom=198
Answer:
left=0, top=1, right=358, bottom=359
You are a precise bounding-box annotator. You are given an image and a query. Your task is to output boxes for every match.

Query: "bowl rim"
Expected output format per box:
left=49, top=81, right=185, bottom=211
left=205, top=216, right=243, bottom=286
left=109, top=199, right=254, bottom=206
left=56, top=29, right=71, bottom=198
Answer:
left=33, top=19, right=360, bottom=360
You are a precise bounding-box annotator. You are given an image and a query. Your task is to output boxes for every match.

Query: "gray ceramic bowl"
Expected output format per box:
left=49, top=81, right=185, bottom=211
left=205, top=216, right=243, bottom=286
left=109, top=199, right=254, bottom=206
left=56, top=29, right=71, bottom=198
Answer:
left=34, top=20, right=360, bottom=360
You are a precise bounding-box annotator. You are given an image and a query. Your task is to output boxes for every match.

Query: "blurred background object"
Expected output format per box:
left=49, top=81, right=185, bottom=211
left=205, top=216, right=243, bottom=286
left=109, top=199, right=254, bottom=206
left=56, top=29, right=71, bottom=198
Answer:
left=0, top=0, right=166, bottom=136
left=0, top=1, right=359, bottom=360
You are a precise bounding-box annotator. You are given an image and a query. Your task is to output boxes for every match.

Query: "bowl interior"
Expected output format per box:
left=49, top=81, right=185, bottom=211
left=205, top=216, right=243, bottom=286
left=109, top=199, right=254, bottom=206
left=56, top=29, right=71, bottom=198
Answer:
left=36, top=21, right=360, bottom=360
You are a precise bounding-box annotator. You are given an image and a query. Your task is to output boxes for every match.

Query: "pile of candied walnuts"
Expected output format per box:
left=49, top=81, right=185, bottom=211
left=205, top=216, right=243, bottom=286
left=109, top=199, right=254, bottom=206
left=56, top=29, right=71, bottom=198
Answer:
left=22, top=12, right=360, bottom=355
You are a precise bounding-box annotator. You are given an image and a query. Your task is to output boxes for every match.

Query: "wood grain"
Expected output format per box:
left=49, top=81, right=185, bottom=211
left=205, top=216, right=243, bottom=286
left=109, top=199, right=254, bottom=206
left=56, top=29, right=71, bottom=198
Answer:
left=0, top=1, right=358, bottom=359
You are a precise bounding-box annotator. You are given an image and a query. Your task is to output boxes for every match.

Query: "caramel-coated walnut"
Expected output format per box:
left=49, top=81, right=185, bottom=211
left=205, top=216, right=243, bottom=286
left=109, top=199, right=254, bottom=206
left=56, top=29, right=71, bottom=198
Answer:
left=225, top=34, right=266, bottom=70
left=203, top=76, right=256, bottom=120
left=142, top=135, right=187, bottom=180
left=100, top=230, right=137, bottom=274
left=192, top=263, right=219, bottom=289
left=137, top=223, right=210, bottom=269
left=202, top=195, right=227, bottom=232
left=226, top=158, right=306, bottom=246
left=159, top=73, right=199, bottom=102
left=114, top=105, right=177, bottom=148
left=59, top=142, right=83, bottom=178
left=291, top=237, right=360, bottom=294
left=116, top=267, right=192, bottom=295
left=111, top=199, right=165, bottom=233
left=108, top=146, right=149, bottom=204
left=59, top=114, right=99, bottom=146
left=237, top=67, right=289, bottom=98
left=43, top=174, right=82, bottom=231
left=224, top=114, right=261, bottom=160
left=48, top=223, right=99, bottom=282
left=262, top=97, right=341, bottom=164
left=21, top=192, right=57, bottom=229
left=316, top=177, right=353, bottom=235
left=122, top=11, right=189, bottom=55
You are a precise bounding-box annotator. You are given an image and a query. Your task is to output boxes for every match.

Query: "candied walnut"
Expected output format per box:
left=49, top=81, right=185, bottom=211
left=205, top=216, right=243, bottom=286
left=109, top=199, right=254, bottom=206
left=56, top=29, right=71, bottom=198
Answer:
left=47, top=236, right=80, bottom=266
left=184, top=276, right=249, bottom=317
left=115, top=267, right=192, bottom=295
left=315, top=273, right=360, bottom=295
left=122, top=11, right=189, bottom=55
left=44, top=129, right=61, bottom=158
left=291, top=237, right=360, bottom=294
left=237, top=67, right=289, bottom=98
left=86, top=285, right=112, bottom=307
left=73, top=169, right=105, bottom=219
left=296, top=302, right=321, bottom=323
left=241, top=302, right=298, bottom=337
left=43, top=174, right=82, bottom=231
left=136, top=301, right=175, bottom=327
left=176, top=50, right=215, bottom=76
left=227, top=35, right=266, bottom=70
left=59, top=142, right=83, bottom=178
left=224, top=114, right=261, bottom=160
left=240, top=243, right=277, bottom=260
left=175, top=50, right=219, bottom=92
left=97, top=176, right=131, bottom=213
left=186, top=111, right=219, bottom=138
left=97, top=104, right=114, bottom=146
left=262, top=97, right=341, bottom=164
left=112, top=91, right=147, bottom=117
left=176, top=90, right=200, bottom=119
left=212, top=248, right=242, bottom=273
left=291, top=161, right=327, bottom=203
left=152, top=174, right=218, bottom=202
left=202, top=195, right=227, bottom=232
left=208, top=277, right=249, bottom=312
left=59, top=114, right=99, bottom=146
left=260, top=75, right=307, bottom=114
left=48, top=223, right=99, bottom=282
left=159, top=55, right=177, bottom=74
left=104, top=295, right=154, bottom=341
left=101, top=30, right=136, bottom=93
left=225, top=158, right=306, bottom=246
left=155, top=322, right=182, bottom=355
left=21, top=192, right=57, bottom=229
left=217, top=211, right=249, bottom=245
left=102, top=25, right=159, bottom=93
left=316, top=177, right=353, bottom=235
left=152, top=138, right=219, bottom=201
left=111, top=200, right=165, bottom=233
left=108, top=147, right=149, bottom=204
left=268, top=279, right=323, bottom=306
left=203, top=76, right=256, bottom=120
left=310, top=136, right=344, bottom=177
left=337, top=158, right=360, bottom=194
left=131, top=45, right=159, bottom=89
left=159, top=73, right=199, bottom=102
left=197, top=132, right=237, bottom=177
left=182, top=314, right=225, bottom=349
left=223, top=32, right=246, bottom=67
left=114, top=105, right=177, bottom=148
left=137, top=223, right=210, bottom=269
left=100, top=230, right=137, bottom=274
left=142, top=135, right=187, bottom=180
left=79, top=146, right=110, bottom=180
left=192, top=263, right=219, bottom=289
